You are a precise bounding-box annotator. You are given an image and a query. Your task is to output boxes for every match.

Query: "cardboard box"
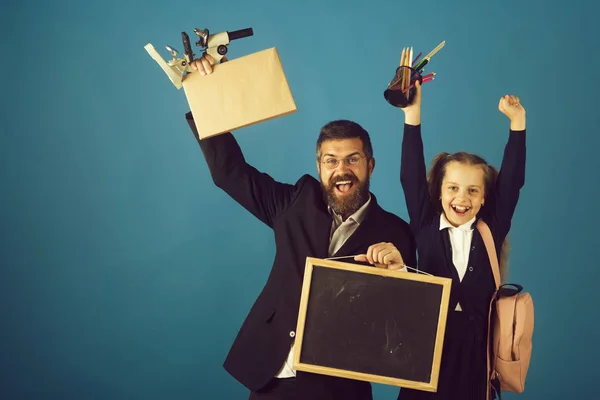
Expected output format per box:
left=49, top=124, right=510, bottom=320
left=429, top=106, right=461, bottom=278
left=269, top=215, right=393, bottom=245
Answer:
left=183, top=47, right=297, bottom=139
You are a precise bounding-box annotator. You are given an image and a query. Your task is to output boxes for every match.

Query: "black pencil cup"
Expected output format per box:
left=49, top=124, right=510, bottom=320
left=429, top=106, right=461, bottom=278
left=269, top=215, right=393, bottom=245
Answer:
left=384, top=66, right=423, bottom=108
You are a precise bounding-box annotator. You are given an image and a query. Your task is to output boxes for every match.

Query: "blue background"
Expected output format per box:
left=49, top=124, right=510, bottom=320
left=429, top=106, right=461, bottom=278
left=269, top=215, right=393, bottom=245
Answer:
left=2, top=0, right=599, bottom=398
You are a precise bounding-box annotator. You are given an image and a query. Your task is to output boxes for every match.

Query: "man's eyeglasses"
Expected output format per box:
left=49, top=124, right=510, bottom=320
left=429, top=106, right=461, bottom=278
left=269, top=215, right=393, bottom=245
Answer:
left=320, top=155, right=366, bottom=170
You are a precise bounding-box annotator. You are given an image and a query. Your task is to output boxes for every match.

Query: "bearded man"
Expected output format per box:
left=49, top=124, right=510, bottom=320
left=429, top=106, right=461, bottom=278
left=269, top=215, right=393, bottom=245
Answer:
left=183, top=55, right=416, bottom=400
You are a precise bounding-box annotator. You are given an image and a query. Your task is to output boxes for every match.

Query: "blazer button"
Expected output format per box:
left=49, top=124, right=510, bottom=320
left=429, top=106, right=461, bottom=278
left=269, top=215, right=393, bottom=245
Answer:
left=289, top=331, right=295, bottom=338
left=469, top=266, right=473, bottom=272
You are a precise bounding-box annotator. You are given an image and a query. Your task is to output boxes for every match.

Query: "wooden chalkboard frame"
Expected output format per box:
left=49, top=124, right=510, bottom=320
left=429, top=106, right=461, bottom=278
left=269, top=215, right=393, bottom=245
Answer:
left=293, top=257, right=452, bottom=392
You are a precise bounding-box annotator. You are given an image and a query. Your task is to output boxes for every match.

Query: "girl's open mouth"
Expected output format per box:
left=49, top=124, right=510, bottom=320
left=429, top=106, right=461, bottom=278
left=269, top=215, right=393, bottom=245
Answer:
left=451, top=204, right=471, bottom=217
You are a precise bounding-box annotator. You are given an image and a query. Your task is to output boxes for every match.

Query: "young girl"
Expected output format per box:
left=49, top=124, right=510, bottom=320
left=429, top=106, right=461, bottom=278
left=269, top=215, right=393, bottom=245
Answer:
left=397, top=81, right=526, bottom=400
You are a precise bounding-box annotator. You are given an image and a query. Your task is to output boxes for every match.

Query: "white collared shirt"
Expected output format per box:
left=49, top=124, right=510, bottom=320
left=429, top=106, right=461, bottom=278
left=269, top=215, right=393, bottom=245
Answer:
left=275, top=195, right=372, bottom=378
left=328, top=195, right=372, bottom=256
left=439, top=213, right=475, bottom=281
left=439, top=214, right=476, bottom=312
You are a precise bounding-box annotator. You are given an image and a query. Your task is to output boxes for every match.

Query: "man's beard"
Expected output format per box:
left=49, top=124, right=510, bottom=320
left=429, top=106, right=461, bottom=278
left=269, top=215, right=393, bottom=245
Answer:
left=321, top=172, right=370, bottom=220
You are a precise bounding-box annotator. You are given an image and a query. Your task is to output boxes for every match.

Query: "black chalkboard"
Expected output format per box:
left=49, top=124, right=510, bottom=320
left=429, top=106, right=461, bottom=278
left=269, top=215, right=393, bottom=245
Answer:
left=293, top=258, right=452, bottom=392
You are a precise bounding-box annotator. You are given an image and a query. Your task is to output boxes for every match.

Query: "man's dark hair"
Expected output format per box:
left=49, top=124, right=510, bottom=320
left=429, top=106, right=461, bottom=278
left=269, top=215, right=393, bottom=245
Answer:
left=316, top=120, right=373, bottom=161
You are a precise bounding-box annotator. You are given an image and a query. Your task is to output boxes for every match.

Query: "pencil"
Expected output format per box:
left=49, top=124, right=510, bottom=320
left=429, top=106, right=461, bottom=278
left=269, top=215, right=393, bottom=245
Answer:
left=402, top=47, right=408, bottom=91
left=414, top=40, right=445, bottom=71
left=403, top=76, right=435, bottom=93
left=422, top=40, right=446, bottom=61
left=412, top=51, right=423, bottom=65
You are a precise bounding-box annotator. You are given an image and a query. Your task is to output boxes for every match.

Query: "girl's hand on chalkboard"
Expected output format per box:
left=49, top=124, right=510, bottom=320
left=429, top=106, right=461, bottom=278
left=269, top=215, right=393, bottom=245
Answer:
left=354, top=242, right=406, bottom=271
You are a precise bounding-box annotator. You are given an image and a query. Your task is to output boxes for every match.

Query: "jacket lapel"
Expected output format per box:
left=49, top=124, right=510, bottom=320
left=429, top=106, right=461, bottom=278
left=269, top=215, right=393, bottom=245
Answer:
left=461, top=228, right=486, bottom=285
left=309, top=199, right=334, bottom=259
left=439, top=228, right=460, bottom=281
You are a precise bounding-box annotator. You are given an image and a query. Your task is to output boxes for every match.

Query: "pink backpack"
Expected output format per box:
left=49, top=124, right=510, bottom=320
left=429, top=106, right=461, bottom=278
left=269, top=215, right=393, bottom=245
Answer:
left=477, top=220, right=534, bottom=399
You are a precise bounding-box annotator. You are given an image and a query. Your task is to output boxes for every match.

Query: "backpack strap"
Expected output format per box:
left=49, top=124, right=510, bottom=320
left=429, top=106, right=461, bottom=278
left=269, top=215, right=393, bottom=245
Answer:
left=477, top=219, right=502, bottom=400
left=476, top=219, right=501, bottom=289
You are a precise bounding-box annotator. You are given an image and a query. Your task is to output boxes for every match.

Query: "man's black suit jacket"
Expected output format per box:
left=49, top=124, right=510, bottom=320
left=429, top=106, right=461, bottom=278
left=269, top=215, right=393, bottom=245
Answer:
left=187, top=113, right=417, bottom=396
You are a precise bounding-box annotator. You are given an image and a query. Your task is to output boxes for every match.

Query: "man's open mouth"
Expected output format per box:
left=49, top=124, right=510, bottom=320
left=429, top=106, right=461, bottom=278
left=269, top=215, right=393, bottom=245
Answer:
left=334, top=180, right=354, bottom=194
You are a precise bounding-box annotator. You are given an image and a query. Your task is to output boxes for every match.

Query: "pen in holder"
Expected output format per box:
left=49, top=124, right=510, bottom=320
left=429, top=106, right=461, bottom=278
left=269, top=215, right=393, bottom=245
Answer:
left=384, top=66, right=423, bottom=108
left=383, top=41, right=445, bottom=108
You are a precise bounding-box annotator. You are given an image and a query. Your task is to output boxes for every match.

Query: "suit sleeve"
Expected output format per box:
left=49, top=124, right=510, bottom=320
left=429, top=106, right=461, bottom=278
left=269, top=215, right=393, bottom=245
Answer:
left=400, top=123, right=434, bottom=233
left=186, top=112, right=299, bottom=228
left=491, top=129, right=527, bottom=239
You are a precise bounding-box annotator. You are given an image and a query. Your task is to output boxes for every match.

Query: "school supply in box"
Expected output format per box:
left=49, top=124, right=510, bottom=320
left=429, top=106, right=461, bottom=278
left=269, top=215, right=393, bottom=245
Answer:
left=384, top=41, right=445, bottom=108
